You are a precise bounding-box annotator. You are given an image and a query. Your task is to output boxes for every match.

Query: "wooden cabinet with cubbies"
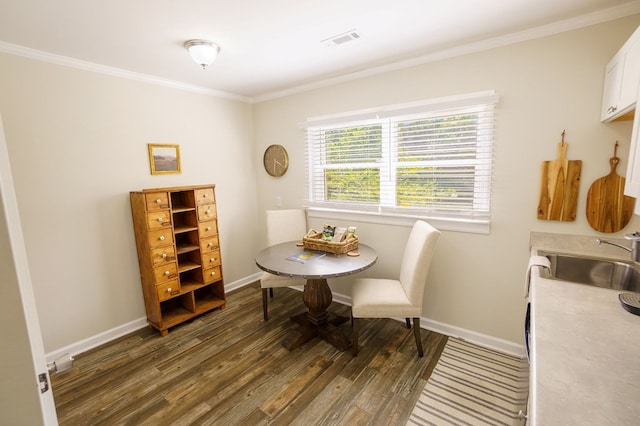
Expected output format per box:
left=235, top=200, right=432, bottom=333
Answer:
left=130, top=184, right=225, bottom=335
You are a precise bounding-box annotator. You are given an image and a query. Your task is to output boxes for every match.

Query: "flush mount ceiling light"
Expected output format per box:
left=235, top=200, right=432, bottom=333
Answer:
left=184, top=39, right=220, bottom=69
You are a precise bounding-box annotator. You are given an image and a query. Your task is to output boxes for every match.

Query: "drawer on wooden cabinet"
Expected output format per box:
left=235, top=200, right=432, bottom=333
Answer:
left=194, top=188, right=215, bottom=205
left=156, top=280, right=180, bottom=302
left=200, top=236, right=220, bottom=253
left=198, top=220, right=218, bottom=237
left=203, top=266, right=222, bottom=284
left=146, top=211, right=171, bottom=230
left=197, top=204, right=217, bottom=221
left=202, top=250, right=221, bottom=268
left=151, top=246, right=176, bottom=266
left=145, top=192, right=170, bottom=211
left=147, top=229, right=174, bottom=248
left=153, top=262, right=178, bottom=284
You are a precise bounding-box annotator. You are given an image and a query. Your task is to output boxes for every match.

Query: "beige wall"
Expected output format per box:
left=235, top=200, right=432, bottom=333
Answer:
left=0, top=54, right=259, bottom=352
left=253, top=15, right=640, bottom=345
left=2, top=14, right=640, bottom=358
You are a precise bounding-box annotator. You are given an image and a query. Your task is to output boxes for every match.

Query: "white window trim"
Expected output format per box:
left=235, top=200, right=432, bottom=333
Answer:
left=302, top=90, right=499, bottom=127
left=306, top=206, right=490, bottom=234
left=302, top=90, right=499, bottom=235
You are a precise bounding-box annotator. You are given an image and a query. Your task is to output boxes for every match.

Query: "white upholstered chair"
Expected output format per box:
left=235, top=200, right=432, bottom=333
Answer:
left=351, top=220, right=440, bottom=357
left=260, top=209, right=307, bottom=321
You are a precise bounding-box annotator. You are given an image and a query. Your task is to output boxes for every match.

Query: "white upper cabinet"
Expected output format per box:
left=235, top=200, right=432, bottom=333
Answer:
left=620, top=25, right=640, bottom=203
left=601, top=51, right=625, bottom=121
left=624, top=102, right=640, bottom=205
left=601, top=26, right=640, bottom=122
left=620, top=34, right=640, bottom=113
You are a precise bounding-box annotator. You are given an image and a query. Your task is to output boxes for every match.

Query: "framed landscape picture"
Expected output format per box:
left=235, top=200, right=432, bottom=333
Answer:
left=148, top=143, right=181, bottom=175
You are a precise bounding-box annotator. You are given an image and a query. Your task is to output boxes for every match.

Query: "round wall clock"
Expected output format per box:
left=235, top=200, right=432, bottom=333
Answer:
left=263, top=144, right=289, bottom=177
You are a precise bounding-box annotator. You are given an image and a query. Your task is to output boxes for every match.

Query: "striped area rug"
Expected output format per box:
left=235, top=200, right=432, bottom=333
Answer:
left=407, top=338, right=529, bottom=426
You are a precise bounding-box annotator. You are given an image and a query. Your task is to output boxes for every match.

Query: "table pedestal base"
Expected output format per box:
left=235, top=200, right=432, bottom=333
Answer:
left=281, top=278, right=352, bottom=351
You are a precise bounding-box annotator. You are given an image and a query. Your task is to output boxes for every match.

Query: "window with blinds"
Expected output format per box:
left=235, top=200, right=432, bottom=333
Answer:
left=304, top=91, right=498, bottom=233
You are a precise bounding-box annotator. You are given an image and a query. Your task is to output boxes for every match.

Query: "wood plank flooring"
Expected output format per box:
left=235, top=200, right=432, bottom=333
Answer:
left=51, top=282, right=448, bottom=425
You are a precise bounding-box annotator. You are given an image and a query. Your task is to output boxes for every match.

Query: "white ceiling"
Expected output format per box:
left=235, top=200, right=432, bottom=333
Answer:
left=1, top=0, right=639, bottom=101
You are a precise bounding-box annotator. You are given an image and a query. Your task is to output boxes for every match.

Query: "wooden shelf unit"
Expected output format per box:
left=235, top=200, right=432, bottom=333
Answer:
left=130, top=184, right=225, bottom=335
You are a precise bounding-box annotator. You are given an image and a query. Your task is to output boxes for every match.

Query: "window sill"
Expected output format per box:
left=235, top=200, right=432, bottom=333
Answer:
left=306, top=206, right=490, bottom=234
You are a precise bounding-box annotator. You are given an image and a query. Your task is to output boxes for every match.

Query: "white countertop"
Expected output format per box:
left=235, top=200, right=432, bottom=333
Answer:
left=529, top=246, right=640, bottom=425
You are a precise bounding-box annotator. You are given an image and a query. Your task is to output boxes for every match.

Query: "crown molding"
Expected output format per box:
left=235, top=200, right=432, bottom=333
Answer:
left=1, top=2, right=639, bottom=104
left=251, top=2, right=640, bottom=103
left=0, top=41, right=251, bottom=103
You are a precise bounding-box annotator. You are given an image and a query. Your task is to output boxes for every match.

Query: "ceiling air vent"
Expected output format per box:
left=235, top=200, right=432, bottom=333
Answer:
left=323, top=29, right=361, bottom=47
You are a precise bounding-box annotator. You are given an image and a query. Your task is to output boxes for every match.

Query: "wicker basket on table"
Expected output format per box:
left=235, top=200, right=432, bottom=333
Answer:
left=303, top=233, right=358, bottom=255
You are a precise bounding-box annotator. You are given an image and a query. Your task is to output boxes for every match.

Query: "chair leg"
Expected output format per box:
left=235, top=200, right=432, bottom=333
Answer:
left=269, top=287, right=274, bottom=298
left=262, top=288, right=269, bottom=321
left=352, top=317, right=360, bottom=356
left=405, top=318, right=411, bottom=329
left=413, top=317, right=424, bottom=357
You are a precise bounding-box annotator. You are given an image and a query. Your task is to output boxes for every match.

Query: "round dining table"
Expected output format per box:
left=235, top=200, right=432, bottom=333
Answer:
left=255, top=241, right=377, bottom=351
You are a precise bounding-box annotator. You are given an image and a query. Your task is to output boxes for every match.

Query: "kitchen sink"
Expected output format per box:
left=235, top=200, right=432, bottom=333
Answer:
left=539, top=251, right=640, bottom=292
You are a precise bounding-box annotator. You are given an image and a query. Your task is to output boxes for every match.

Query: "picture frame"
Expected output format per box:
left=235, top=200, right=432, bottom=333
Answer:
left=148, top=143, right=181, bottom=175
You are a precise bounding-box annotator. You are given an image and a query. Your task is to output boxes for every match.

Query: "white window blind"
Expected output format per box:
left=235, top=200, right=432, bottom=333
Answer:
left=304, top=91, right=499, bottom=233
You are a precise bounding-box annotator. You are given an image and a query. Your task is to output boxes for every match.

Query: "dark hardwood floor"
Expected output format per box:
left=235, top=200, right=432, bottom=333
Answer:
left=51, top=282, right=448, bottom=425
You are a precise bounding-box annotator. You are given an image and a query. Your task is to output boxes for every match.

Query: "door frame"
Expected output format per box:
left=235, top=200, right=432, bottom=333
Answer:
left=0, top=114, right=58, bottom=424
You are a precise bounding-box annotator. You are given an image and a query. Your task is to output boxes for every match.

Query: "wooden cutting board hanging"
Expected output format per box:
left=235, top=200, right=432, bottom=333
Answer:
left=586, top=141, right=636, bottom=233
left=537, top=132, right=582, bottom=221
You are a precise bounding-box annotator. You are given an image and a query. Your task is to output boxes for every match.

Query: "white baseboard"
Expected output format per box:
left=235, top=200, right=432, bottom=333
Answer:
left=226, top=272, right=262, bottom=293
left=331, top=289, right=526, bottom=358
left=48, top=276, right=525, bottom=361
left=46, top=317, right=148, bottom=363
left=45, top=273, right=262, bottom=362
left=419, top=317, right=526, bottom=358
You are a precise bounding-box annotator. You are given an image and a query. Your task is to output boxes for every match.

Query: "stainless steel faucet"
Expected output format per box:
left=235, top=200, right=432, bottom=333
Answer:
left=596, top=232, right=640, bottom=262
